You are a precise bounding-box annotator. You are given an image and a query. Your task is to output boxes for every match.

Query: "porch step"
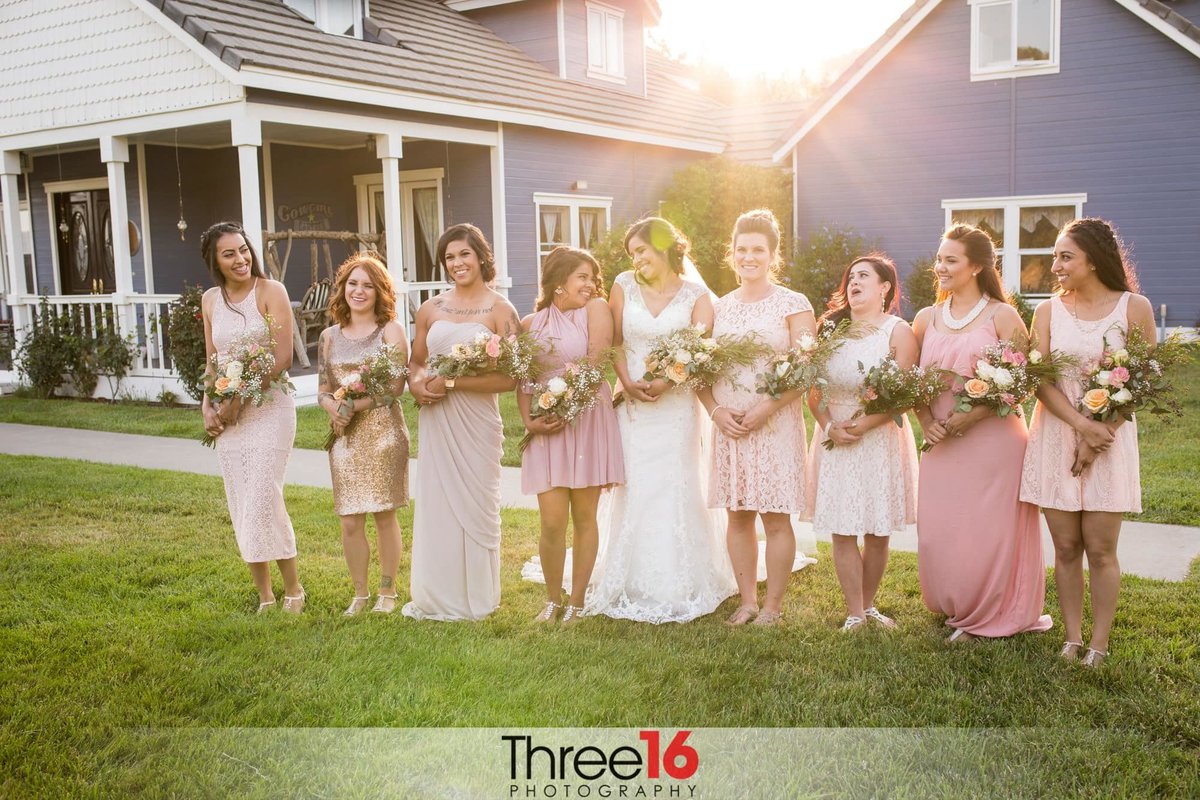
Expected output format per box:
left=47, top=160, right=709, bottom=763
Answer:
left=292, top=373, right=319, bottom=407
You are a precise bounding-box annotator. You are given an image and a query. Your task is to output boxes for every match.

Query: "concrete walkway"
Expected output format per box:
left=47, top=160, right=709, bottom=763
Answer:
left=2, top=421, right=1198, bottom=581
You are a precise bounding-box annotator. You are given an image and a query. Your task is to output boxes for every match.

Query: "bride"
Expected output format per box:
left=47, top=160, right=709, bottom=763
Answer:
left=583, top=218, right=738, bottom=623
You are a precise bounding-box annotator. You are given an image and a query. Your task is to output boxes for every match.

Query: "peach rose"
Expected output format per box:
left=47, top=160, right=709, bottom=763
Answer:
left=333, top=386, right=347, bottom=400
left=964, top=378, right=990, bottom=399
left=1082, top=388, right=1111, bottom=415
left=537, top=392, right=556, bottom=410
left=666, top=362, right=689, bottom=384
left=485, top=335, right=502, bottom=359
left=214, top=376, right=231, bottom=393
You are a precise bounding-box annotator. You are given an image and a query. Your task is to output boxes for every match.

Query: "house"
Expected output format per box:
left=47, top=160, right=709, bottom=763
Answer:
left=773, top=0, right=1200, bottom=328
left=0, top=0, right=796, bottom=398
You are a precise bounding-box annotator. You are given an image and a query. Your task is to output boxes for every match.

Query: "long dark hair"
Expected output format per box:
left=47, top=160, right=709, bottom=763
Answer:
left=436, top=223, right=496, bottom=283
left=623, top=217, right=689, bottom=283
left=535, top=246, right=603, bottom=312
left=819, top=254, right=900, bottom=328
left=200, top=221, right=267, bottom=317
left=936, top=224, right=1008, bottom=304
left=1058, top=218, right=1139, bottom=293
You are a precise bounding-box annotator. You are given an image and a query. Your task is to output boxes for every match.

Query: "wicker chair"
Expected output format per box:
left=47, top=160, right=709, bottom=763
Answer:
left=292, top=279, right=331, bottom=368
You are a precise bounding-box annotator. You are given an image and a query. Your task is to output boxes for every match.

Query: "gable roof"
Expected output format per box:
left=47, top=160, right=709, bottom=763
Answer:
left=771, top=0, right=1200, bottom=163
left=147, top=0, right=726, bottom=152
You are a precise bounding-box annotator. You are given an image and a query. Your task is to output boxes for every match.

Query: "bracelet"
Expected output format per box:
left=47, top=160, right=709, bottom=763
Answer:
left=709, top=405, right=725, bottom=419
left=318, top=391, right=334, bottom=403
left=823, top=421, right=833, bottom=437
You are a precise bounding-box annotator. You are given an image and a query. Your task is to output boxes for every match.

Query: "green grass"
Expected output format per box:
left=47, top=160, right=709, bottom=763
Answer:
left=4, top=358, right=1199, bottom=524
left=1, top=455, right=1198, bottom=797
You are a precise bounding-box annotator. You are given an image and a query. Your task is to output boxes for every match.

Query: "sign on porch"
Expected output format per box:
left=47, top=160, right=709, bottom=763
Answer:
left=276, top=202, right=334, bottom=231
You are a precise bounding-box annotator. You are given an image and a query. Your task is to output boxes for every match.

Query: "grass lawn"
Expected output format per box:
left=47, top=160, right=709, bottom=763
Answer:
left=3, top=358, right=1198, bottom=524
left=1, top=455, right=1198, bottom=796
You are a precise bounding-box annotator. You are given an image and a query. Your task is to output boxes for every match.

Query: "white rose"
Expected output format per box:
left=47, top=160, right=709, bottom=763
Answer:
left=1028, top=350, right=1043, bottom=364
left=796, top=334, right=816, bottom=352
left=452, top=342, right=470, bottom=358
left=225, top=360, right=244, bottom=380
left=1112, top=348, right=1130, bottom=365
left=1111, top=388, right=1133, bottom=405
left=991, top=367, right=1014, bottom=388
left=1095, top=370, right=1112, bottom=387
left=675, top=349, right=693, bottom=365
left=700, top=338, right=718, bottom=351
left=775, top=362, right=791, bottom=378
left=475, top=331, right=492, bottom=344
left=227, top=377, right=242, bottom=391
left=343, top=372, right=362, bottom=387
left=692, top=323, right=707, bottom=334
left=975, top=360, right=996, bottom=381
left=693, top=352, right=710, bottom=363
left=547, top=377, right=568, bottom=395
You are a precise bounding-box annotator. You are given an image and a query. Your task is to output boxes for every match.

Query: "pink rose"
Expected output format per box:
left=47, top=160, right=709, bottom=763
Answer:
left=353, top=382, right=366, bottom=393
left=1000, top=393, right=1017, bottom=407
left=1002, top=348, right=1026, bottom=366
left=1109, top=366, right=1130, bottom=388
left=485, top=335, right=502, bottom=358
left=864, top=387, right=879, bottom=401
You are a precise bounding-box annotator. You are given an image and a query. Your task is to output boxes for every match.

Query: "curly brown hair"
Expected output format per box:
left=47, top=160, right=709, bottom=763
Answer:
left=328, top=254, right=396, bottom=327
left=1058, top=218, right=1139, bottom=293
left=534, top=246, right=604, bottom=312
left=436, top=223, right=496, bottom=283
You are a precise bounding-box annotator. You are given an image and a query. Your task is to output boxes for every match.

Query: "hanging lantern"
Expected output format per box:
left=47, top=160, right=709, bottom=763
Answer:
left=177, top=217, right=188, bottom=240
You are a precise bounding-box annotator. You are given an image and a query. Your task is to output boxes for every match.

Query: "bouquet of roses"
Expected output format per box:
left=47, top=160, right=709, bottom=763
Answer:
left=322, top=342, right=410, bottom=450
left=427, top=329, right=545, bottom=383
left=952, top=334, right=1075, bottom=418
left=201, top=320, right=293, bottom=447
left=518, top=360, right=607, bottom=453
left=640, top=324, right=770, bottom=393
left=756, top=318, right=850, bottom=400
left=830, top=356, right=947, bottom=451
left=1078, top=325, right=1196, bottom=423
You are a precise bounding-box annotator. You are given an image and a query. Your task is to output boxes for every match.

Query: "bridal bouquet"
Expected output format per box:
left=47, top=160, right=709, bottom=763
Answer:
left=952, top=335, right=1075, bottom=418
left=322, top=343, right=409, bottom=450
left=201, top=319, right=294, bottom=447
left=518, top=360, right=607, bottom=453
left=1078, top=325, right=1196, bottom=423
left=641, top=324, right=770, bottom=392
left=755, top=319, right=850, bottom=400
left=427, top=329, right=545, bottom=383
left=830, top=355, right=946, bottom=451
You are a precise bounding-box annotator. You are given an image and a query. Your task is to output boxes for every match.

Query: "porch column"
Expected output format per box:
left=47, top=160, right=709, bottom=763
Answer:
left=100, top=137, right=134, bottom=298
left=490, top=124, right=510, bottom=293
left=1, top=151, right=29, bottom=333
left=231, top=117, right=264, bottom=257
left=375, top=133, right=407, bottom=329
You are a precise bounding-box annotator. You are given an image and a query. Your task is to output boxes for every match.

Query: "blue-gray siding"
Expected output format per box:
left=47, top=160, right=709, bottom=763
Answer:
left=790, top=0, right=1200, bottom=325
left=502, top=123, right=698, bottom=313
left=468, top=0, right=561, bottom=75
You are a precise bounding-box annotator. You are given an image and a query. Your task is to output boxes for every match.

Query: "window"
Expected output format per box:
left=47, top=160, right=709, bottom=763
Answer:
left=943, top=194, right=1085, bottom=296
left=586, top=1, right=625, bottom=81
left=284, top=0, right=363, bottom=38
left=353, top=169, right=445, bottom=283
left=534, top=193, right=611, bottom=270
left=970, top=0, right=1058, bottom=80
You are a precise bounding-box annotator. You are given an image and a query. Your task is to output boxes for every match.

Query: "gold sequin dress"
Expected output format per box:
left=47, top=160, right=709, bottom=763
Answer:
left=320, top=324, right=410, bottom=516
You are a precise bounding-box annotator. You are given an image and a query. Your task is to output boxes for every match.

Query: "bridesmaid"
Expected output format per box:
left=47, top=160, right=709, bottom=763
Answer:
left=403, top=223, right=518, bottom=621
left=807, top=255, right=919, bottom=631
left=698, top=209, right=816, bottom=627
left=1020, top=218, right=1154, bottom=667
left=199, top=221, right=304, bottom=613
left=519, top=246, right=624, bottom=624
left=913, top=224, right=1052, bottom=642
left=318, top=254, right=411, bottom=616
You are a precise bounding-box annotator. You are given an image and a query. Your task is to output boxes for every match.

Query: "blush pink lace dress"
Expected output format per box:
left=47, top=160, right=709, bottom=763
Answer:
left=708, top=285, right=813, bottom=513
left=1020, top=293, right=1141, bottom=512
left=211, top=282, right=297, bottom=564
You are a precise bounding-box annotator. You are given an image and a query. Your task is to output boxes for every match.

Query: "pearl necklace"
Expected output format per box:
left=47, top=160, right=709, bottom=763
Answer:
left=941, top=295, right=988, bottom=330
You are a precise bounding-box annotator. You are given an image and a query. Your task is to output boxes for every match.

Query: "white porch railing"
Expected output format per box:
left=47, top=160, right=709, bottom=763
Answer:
left=405, top=280, right=453, bottom=333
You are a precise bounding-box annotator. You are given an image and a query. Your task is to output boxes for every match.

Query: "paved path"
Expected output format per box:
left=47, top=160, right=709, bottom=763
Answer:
left=3, top=422, right=1198, bottom=581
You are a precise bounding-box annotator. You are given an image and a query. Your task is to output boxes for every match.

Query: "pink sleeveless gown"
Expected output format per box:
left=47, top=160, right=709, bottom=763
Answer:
left=1020, top=293, right=1141, bottom=512
left=917, top=311, right=1052, bottom=637
left=520, top=304, right=624, bottom=495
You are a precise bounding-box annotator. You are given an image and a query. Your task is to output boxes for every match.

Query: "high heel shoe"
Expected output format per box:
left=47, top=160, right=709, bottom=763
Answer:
left=1059, top=641, right=1084, bottom=661
left=343, top=595, right=371, bottom=616
left=281, top=589, right=306, bottom=614
left=1080, top=647, right=1108, bottom=668
left=372, top=594, right=398, bottom=614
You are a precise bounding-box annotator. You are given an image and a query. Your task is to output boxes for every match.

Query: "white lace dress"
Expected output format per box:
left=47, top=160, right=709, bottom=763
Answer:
left=806, top=316, right=919, bottom=537
left=584, top=272, right=737, bottom=623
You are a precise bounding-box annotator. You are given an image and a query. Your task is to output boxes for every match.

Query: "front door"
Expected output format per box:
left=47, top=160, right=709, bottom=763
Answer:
left=55, top=190, right=114, bottom=294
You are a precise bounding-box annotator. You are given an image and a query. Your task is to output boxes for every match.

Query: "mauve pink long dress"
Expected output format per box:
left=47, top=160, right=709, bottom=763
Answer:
left=917, top=310, right=1053, bottom=637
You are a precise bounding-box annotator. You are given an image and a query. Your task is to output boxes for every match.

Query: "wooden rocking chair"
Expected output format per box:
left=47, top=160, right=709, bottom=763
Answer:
left=292, top=279, right=331, bottom=368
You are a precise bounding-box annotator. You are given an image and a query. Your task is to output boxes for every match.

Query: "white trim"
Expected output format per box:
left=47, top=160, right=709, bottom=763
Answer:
left=263, top=141, right=276, bottom=234
left=43, top=177, right=110, bottom=195
left=1111, top=0, right=1200, bottom=59
left=586, top=0, right=626, bottom=80
left=0, top=103, right=247, bottom=152
left=942, top=192, right=1086, bottom=292
left=44, top=177, right=111, bottom=297
left=557, top=0, right=568, bottom=79
left=771, top=0, right=945, bottom=162
left=968, top=0, right=1060, bottom=82
left=445, top=0, right=523, bottom=10
left=532, top=193, right=613, bottom=282
left=492, top=124, right=510, bottom=291
left=135, top=143, right=153, bottom=293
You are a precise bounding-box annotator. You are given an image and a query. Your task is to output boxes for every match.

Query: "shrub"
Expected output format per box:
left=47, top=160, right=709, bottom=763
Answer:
left=903, top=255, right=938, bottom=320
left=15, top=299, right=72, bottom=398
left=157, top=386, right=179, bottom=407
left=1009, top=291, right=1035, bottom=330
left=95, top=327, right=137, bottom=400
left=787, top=224, right=880, bottom=313
left=591, top=225, right=631, bottom=297
left=166, top=286, right=207, bottom=402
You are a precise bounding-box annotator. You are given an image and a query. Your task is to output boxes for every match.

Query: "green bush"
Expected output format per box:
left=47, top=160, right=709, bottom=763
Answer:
left=95, top=327, right=137, bottom=400
left=787, top=224, right=880, bottom=313
left=591, top=225, right=631, bottom=297
left=0, top=322, right=14, bottom=371
left=1009, top=291, right=1035, bottom=329
left=15, top=299, right=72, bottom=399
left=903, top=255, right=938, bottom=320
left=166, top=286, right=207, bottom=402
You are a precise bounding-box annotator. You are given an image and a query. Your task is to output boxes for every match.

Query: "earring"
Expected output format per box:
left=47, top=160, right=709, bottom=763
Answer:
left=555, top=288, right=564, bottom=295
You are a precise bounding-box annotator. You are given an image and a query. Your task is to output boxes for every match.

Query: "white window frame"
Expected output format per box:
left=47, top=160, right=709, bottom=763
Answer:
left=0, top=199, right=34, bottom=297
left=533, top=193, right=612, bottom=281
left=969, top=0, right=1060, bottom=81
left=284, top=0, right=364, bottom=39
left=44, top=177, right=110, bottom=296
left=942, top=192, right=1086, bottom=296
left=353, top=168, right=445, bottom=282
left=586, top=1, right=626, bottom=82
